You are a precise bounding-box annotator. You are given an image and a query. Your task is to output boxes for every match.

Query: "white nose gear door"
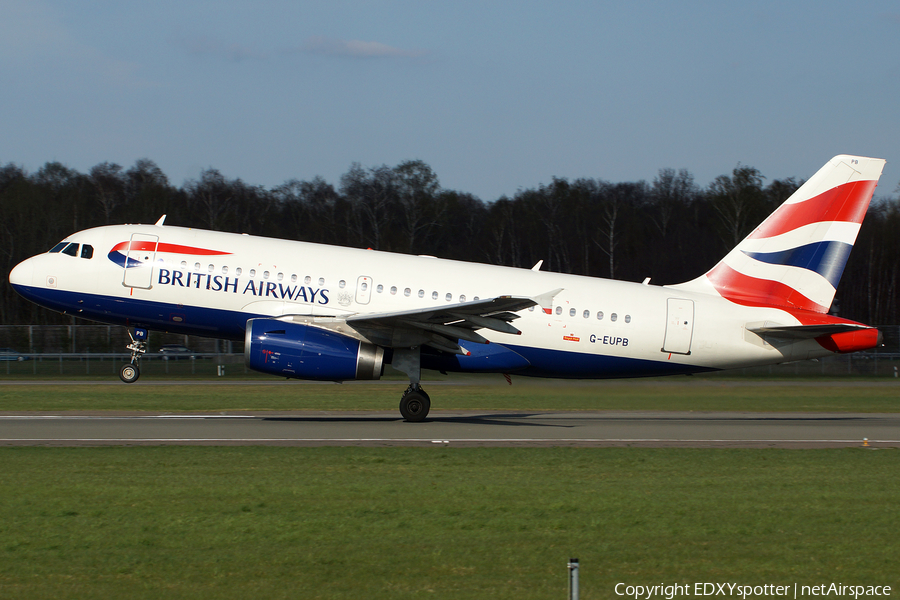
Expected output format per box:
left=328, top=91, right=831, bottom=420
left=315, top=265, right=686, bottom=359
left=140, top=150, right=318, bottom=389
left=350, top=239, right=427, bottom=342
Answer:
left=122, top=233, right=159, bottom=289
left=662, top=298, right=694, bottom=355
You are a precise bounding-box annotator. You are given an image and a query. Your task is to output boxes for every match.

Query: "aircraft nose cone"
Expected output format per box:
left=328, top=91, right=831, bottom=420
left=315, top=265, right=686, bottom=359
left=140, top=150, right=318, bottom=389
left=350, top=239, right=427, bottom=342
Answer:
left=9, top=258, right=34, bottom=288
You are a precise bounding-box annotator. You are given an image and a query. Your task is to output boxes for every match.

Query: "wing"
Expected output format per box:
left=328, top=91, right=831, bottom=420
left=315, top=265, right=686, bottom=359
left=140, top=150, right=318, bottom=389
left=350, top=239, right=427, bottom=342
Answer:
left=344, top=290, right=561, bottom=355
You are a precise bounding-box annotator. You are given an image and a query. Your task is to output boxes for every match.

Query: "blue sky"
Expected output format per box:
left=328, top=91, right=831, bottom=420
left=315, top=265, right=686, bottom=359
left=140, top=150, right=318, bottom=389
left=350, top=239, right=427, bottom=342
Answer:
left=3, top=0, right=898, bottom=200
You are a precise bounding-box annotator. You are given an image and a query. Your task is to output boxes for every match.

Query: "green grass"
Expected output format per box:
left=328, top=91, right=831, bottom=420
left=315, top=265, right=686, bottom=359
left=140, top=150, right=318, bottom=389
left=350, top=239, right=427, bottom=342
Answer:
left=1, top=378, right=899, bottom=412
left=1, top=447, right=898, bottom=599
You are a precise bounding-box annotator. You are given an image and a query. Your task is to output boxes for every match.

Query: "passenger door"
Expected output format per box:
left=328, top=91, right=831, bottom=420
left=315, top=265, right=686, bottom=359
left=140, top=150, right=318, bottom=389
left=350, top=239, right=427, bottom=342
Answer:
left=122, top=233, right=159, bottom=289
left=662, top=298, right=694, bottom=355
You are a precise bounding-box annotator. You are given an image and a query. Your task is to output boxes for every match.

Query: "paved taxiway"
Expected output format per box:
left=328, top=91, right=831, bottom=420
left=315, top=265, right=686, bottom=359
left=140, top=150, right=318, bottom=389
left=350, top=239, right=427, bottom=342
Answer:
left=1, top=411, right=898, bottom=447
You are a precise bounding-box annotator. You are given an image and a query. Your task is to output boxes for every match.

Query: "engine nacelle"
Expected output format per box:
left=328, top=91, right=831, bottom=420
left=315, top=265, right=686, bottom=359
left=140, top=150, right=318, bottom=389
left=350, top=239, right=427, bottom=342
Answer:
left=244, top=319, right=384, bottom=381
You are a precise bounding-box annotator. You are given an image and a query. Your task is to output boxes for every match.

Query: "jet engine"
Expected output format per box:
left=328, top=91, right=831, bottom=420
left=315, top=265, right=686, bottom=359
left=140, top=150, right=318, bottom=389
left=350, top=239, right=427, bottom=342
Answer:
left=244, top=319, right=384, bottom=381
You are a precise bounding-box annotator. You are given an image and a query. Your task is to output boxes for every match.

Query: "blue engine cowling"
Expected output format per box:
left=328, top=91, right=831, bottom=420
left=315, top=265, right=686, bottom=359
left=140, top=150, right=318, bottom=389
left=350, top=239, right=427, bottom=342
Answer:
left=244, top=319, right=384, bottom=381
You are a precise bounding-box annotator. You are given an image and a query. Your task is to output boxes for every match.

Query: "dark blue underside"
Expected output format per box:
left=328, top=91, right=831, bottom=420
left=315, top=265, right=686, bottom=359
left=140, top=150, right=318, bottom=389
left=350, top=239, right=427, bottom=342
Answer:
left=421, top=344, right=711, bottom=378
left=12, top=284, right=254, bottom=340
left=13, top=284, right=716, bottom=379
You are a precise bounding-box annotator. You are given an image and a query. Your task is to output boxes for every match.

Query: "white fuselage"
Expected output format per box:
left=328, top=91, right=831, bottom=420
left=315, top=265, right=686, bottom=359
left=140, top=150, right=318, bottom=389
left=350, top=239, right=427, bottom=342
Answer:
left=9, top=223, right=840, bottom=378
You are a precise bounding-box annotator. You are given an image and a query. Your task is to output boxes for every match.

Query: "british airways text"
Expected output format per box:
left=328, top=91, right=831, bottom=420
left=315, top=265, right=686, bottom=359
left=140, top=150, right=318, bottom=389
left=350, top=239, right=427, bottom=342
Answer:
left=157, top=269, right=329, bottom=304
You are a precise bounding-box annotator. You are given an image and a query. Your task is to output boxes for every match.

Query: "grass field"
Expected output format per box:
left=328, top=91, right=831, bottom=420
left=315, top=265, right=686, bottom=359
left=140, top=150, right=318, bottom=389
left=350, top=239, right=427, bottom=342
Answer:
left=1, top=377, right=899, bottom=413
left=1, top=381, right=898, bottom=598
left=2, top=446, right=899, bottom=599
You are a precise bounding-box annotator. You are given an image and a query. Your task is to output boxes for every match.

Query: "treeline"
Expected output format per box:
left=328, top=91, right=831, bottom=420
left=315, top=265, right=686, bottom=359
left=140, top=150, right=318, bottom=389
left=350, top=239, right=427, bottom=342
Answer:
left=1, top=158, right=898, bottom=327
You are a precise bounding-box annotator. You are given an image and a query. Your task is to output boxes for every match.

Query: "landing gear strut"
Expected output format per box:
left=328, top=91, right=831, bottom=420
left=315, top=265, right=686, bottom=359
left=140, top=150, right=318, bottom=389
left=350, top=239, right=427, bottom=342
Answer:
left=393, top=347, right=430, bottom=421
left=120, top=328, right=148, bottom=384
left=399, top=384, right=431, bottom=422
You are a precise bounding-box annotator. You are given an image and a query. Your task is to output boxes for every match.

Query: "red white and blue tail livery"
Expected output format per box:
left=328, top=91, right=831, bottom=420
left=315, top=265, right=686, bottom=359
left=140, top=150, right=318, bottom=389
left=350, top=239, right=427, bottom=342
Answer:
left=682, top=155, right=883, bottom=314
left=9, top=155, right=887, bottom=420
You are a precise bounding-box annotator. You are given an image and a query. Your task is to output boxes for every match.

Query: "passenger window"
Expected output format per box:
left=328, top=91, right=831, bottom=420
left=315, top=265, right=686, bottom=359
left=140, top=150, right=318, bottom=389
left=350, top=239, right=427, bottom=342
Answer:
left=80, top=245, right=94, bottom=259
left=49, top=242, right=68, bottom=253
left=276, top=272, right=283, bottom=281
left=404, top=288, right=411, bottom=297
left=611, top=313, right=618, bottom=322
left=555, top=306, right=562, bottom=315
left=583, top=310, right=590, bottom=318
left=445, top=293, right=452, bottom=302
left=390, top=286, right=397, bottom=295
left=235, top=267, right=242, bottom=276
left=460, top=295, right=466, bottom=302
left=290, top=274, right=297, bottom=282
left=569, top=308, right=576, bottom=317
left=249, top=269, right=256, bottom=277
left=597, top=311, right=604, bottom=320
left=418, top=290, right=425, bottom=298
left=377, top=284, right=384, bottom=293
left=61, top=243, right=79, bottom=257
left=625, top=315, right=632, bottom=323
left=305, top=276, right=311, bottom=284
left=318, top=277, right=325, bottom=286
left=431, top=291, right=438, bottom=300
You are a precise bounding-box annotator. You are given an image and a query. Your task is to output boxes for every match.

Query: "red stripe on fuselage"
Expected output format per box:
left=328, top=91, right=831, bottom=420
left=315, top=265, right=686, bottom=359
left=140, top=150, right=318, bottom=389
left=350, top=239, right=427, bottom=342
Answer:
left=110, top=241, right=232, bottom=255
left=749, top=180, right=877, bottom=240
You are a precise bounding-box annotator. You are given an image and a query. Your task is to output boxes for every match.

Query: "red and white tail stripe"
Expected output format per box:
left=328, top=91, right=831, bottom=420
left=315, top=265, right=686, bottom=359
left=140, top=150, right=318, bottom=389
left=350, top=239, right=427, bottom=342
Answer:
left=677, top=155, right=885, bottom=313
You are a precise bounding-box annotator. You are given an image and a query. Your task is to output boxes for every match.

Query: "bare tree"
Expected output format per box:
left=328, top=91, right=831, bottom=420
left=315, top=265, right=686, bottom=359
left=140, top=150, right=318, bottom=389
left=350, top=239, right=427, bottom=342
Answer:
left=594, top=181, right=645, bottom=279
left=394, top=159, right=442, bottom=254
left=185, top=168, right=233, bottom=230
left=89, top=162, right=125, bottom=224
left=708, top=164, right=766, bottom=247
left=340, top=163, right=396, bottom=250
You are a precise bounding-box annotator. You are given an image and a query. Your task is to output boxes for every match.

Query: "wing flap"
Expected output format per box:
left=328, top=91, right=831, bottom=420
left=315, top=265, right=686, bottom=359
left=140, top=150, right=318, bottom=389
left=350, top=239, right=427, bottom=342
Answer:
left=345, top=290, right=561, bottom=351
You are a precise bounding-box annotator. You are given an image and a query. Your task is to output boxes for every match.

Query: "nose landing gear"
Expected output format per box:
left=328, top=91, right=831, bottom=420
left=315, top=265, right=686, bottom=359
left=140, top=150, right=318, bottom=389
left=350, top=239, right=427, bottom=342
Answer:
left=120, top=328, right=148, bottom=384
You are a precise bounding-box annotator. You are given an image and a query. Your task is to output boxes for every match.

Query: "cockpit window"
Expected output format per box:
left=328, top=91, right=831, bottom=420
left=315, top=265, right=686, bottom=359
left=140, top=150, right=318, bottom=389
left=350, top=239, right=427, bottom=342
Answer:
left=49, top=242, right=68, bottom=253
left=80, top=244, right=94, bottom=259
left=61, top=243, right=79, bottom=257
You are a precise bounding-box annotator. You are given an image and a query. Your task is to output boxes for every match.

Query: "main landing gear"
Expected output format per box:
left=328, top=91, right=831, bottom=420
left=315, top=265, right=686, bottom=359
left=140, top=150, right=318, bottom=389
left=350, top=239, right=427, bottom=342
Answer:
left=393, top=347, right=430, bottom=422
left=399, top=384, right=431, bottom=422
left=119, top=328, right=148, bottom=384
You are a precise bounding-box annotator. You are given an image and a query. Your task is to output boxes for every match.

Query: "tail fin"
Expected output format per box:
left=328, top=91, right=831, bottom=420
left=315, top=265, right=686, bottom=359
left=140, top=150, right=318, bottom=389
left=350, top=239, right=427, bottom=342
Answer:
left=676, top=155, right=886, bottom=313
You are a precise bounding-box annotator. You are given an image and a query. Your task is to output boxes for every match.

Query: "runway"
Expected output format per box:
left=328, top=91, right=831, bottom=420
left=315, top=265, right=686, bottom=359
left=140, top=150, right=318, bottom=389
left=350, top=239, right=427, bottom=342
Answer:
left=1, top=410, right=898, bottom=448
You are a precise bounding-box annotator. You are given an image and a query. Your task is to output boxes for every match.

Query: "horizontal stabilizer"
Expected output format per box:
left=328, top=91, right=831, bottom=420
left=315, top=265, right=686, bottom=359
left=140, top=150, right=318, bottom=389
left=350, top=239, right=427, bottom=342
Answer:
left=747, top=323, right=868, bottom=340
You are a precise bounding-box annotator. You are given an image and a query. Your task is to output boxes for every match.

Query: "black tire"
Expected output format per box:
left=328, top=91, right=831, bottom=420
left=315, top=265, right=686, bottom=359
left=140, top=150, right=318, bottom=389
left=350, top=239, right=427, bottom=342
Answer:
left=399, top=391, right=431, bottom=422
left=119, top=363, right=140, bottom=384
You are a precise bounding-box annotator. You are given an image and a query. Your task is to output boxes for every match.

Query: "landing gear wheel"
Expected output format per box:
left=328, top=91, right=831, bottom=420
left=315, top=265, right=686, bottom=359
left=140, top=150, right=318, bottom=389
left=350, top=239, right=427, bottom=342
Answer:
left=399, top=390, right=431, bottom=422
left=119, top=363, right=140, bottom=384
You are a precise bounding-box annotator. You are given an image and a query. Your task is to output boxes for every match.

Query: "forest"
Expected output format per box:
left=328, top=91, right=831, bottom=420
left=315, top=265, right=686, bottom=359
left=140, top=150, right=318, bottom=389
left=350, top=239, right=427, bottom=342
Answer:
left=1, top=158, right=898, bottom=329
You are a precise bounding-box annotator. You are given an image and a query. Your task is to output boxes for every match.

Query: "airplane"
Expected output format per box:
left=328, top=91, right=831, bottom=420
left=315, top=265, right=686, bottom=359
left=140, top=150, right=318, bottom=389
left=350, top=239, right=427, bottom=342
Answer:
left=8, top=154, right=886, bottom=421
